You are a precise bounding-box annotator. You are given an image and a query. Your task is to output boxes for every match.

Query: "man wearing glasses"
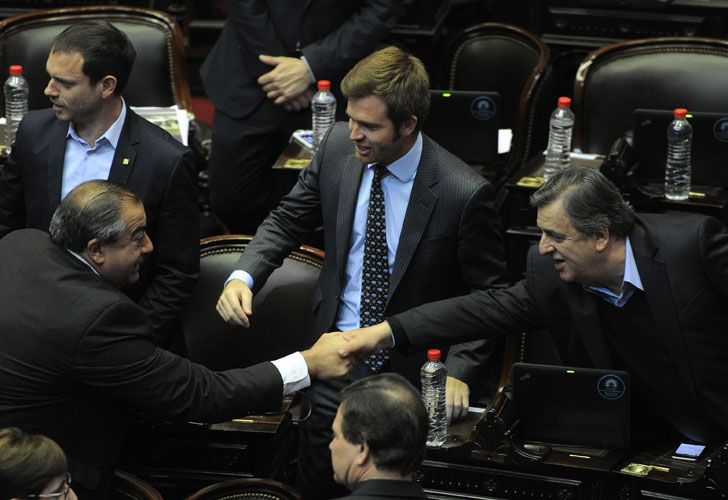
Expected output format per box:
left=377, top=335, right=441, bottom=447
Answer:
left=0, top=180, right=353, bottom=499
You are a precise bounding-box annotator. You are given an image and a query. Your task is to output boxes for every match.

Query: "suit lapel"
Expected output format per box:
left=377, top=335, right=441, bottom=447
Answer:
left=46, top=119, right=68, bottom=208
left=389, top=139, right=438, bottom=297
left=565, top=284, right=613, bottom=367
left=335, top=156, right=364, bottom=288
left=108, top=110, right=138, bottom=184
left=631, top=220, right=696, bottom=397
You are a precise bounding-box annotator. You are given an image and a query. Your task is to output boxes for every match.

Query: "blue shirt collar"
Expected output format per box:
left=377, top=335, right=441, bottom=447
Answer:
left=66, top=97, right=126, bottom=149
left=584, top=236, right=643, bottom=307
left=365, top=132, right=422, bottom=182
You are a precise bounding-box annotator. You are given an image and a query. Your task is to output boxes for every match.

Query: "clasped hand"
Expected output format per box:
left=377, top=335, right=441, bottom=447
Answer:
left=257, top=54, right=314, bottom=111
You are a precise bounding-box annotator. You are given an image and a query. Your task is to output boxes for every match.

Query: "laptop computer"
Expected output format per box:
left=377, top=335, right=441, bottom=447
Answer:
left=633, top=108, right=728, bottom=187
left=512, top=362, right=631, bottom=449
left=423, top=89, right=501, bottom=164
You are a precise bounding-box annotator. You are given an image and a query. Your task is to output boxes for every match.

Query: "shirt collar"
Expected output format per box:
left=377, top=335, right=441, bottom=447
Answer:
left=66, top=97, right=127, bottom=149
left=584, top=236, right=643, bottom=306
left=365, top=132, right=422, bottom=182
left=67, top=249, right=99, bottom=275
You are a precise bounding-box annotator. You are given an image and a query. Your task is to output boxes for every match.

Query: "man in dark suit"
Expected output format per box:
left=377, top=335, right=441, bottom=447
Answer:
left=343, top=166, right=728, bottom=444
left=216, top=46, right=508, bottom=497
left=330, top=373, right=427, bottom=500
left=0, top=180, right=352, bottom=500
left=0, top=21, right=198, bottom=347
left=200, top=0, right=403, bottom=233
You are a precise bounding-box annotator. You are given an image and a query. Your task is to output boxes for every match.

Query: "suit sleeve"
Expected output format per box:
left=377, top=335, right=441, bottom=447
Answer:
left=443, top=180, right=511, bottom=384
left=73, top=299, right=283, bottom=421
left=235, top=128, right=329, bottom=293
left=136, top=149, right=200, bottom=333
left=0, top=117, right=27, bottom=237
left=300, top=0, right=403, bottom=81
left=699, top=215, right=728, bottom=301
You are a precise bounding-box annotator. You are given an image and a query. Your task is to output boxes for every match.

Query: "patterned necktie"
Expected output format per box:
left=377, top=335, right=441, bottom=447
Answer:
left=360, top=164, right=391, bottom=372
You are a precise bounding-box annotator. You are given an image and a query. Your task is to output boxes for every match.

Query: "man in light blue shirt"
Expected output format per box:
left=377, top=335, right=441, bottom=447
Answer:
left=216, top=46, right=509, bottom=498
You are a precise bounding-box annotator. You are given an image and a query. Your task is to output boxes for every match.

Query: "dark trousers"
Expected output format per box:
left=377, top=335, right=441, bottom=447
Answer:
left=296, top=364, right=375, bottom=500
left=208, top=101, right=310, bottom=234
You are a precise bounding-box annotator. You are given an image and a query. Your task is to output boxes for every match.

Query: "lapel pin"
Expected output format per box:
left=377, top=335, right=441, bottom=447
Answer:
left=122, top=158, right=130, bottom=166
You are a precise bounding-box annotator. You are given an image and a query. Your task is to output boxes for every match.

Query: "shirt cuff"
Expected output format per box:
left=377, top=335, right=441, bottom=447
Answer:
left=226, top=270, right=254, bottom=289
left=300, top=56, right=316, bottom=84
left=271, top=351, right=311, bottom=396
left=386, top=317, right=409, bottom=352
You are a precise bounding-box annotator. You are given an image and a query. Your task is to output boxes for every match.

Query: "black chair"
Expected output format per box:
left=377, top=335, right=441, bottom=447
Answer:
left=573, top=36, right=728, bottom=155
left=0, top=5, right=193, bottom=113
left=439, top=22, right=552, bottom=185
left=181, top=235, right=324, bottom=370
left=112, top=470, right=163, bottom=500
left=185, top=478, right=303, bottom=500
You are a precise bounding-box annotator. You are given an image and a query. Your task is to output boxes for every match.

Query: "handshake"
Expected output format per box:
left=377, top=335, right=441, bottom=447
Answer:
left=300, top=322, right=394, bottom=380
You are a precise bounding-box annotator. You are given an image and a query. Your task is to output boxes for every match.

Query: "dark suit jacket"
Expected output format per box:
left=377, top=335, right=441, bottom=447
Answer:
left=238, top=122, right=508, bottom=385
left=335, top=479, right=427, bottom=499
left=0, top=229, right=282, bottom=492
left=392, top=212, right=728, bottom=436
left=0, top=107, right=199, bottom=336
left=200, top=0, right=402, bottom=118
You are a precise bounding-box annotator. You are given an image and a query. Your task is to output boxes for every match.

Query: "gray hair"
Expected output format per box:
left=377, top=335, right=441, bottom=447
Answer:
left=530, top=166, right=635, bottom=239
left=49, top=180, right=141, bottom=252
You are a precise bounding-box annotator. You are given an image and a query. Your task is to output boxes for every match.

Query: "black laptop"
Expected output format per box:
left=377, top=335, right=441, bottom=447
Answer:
left=423, top=89, right=501, bottom=164
left=633, top=108, right=728, bottom=187
left=512, top=362, right=631, bottom=449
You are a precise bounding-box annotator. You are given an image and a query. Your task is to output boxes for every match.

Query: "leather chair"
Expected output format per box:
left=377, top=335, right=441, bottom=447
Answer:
left=185, top=478, right=303, bottom=500
left=0, top=5, right=192, bottom=113
left=573, top=36, right=728, bottom=155
left=112, top=470, right=163, bottom=500
left=439, top=22, right=552, bottom=185
left=181, top=235, right=324, bottom=370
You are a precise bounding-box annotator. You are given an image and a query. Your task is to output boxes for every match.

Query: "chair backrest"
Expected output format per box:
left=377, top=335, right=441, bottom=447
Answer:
left=185, top=478, right=303, bottom=500
left=573, top=36, right=728, bottom=155
left=0, top=5, right=192, bottom=114
left=113, top=470, right=163, bottom=500
left=439, top=22, right=552, bottom=182
left=181, top=235, right=324, bottom=371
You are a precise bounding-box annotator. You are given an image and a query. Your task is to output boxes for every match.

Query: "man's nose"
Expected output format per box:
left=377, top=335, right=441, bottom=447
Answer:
left=44, top=79, right=58, bottom=97
left=349, top=120, right=362, bottom=140
left=538, top=234, right=553, bottom=255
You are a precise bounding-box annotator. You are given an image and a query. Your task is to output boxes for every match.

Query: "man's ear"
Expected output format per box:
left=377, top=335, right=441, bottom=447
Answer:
left=354, top=442, right=371, bottom=467
left=398, top=115, right=417, bottom=138
left=595, top=228, right=610, bottom=252
left=85, top=238, right=105, bottom=265
left=99, top=75, right=117, bottom=100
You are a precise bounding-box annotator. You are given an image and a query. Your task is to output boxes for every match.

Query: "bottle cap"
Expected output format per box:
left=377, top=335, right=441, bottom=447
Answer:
left=674, top=108, right=688, bottom=119
left=557, top=96, right=571, bottom=108
left=426, top=349, right=441, bottom=361
left=317, top=80, right=331, bottom=91
left=9, top=65, right=22, bottom=76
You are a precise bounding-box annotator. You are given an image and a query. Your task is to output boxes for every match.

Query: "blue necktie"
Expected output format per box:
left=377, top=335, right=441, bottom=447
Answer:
left=360, top=164, right=391, bottom=372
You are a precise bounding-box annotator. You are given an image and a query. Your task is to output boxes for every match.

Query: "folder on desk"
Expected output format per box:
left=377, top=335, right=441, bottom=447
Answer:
left=633, top=109, right=728, bottom=187
left=424, top=90, right=502, bottom=164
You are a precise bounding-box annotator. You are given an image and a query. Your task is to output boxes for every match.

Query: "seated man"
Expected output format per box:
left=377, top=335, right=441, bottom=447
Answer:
left=0, top=20, right=198, bottom=348
left=0, top=180, right=351, bottom=500
left=330, top=373, right=427, bottom=499
left=342, top=166, right=728, bottom=445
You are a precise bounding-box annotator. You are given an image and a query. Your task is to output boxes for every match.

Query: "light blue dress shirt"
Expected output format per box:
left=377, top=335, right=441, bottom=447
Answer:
left=60, top=99, right=127, bottom=199
left=584, top=236, right=644, bottom=307
left=229, top=132, right=424, bottom=333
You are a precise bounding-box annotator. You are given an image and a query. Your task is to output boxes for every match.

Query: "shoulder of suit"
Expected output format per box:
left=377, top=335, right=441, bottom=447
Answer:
left=21, top=108, right=60, bottom=129
left=422, top=133, right=488, bottom=188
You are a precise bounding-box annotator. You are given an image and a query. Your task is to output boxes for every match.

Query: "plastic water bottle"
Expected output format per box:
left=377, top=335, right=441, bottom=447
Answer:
left=421, top=348, right=447, bottom=447
left=543, top=96, right=575, bottom=181
left=664, top=108, right=692, bottom=201
left=312, top=79, right=336, bottom=151
left=4, top=65, right=28, bottom=155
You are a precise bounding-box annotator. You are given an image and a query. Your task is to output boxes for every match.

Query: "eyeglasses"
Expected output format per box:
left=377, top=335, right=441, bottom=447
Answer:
left=26, top=473, right=71, bottom=499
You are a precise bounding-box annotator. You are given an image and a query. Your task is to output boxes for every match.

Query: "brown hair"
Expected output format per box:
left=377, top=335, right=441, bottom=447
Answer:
left=341, top=46, right=430, bottom=132
left=0, top=428, right=68, bottom=498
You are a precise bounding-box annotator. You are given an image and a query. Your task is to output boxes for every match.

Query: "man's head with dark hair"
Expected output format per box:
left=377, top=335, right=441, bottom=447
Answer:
left=329, top=373, right=427, bottom=490
left=0, top=427, right=73, bottom=499
left=340, top=46, right=429, bottom=167
left=530, top=166, right=636, bottom=288
left=49, top=180, right=152, bottom=288
left=44, top=21, right=135, bottom=131
left=51, top=21, right=136, bottom=94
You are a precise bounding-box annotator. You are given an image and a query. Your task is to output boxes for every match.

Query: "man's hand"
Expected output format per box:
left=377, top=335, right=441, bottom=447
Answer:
left=257, top=55, right=313, bottom=106
left=338, top=322, right=394, bottom=360
left=216, top=280, right=253, bottom=327
left=283, top=89, right=314, bottom=112
left=302, top=333, right=354, bottom=380
left=446, top=376, right=470, bottom=425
